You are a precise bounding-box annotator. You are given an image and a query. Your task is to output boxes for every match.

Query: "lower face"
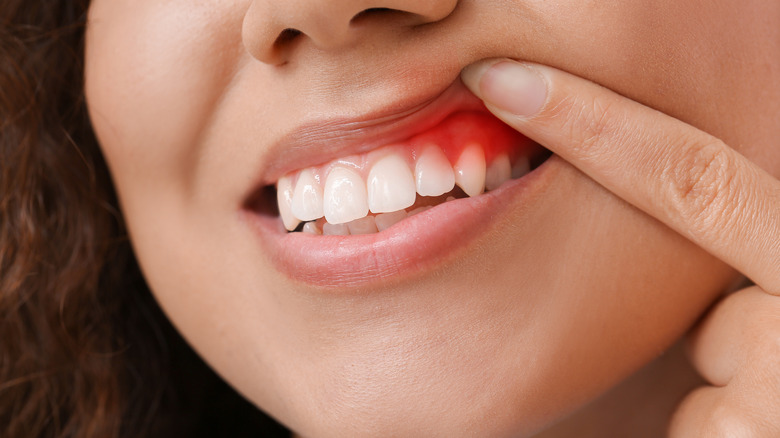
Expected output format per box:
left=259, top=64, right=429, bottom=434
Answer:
left=85, top=0, right=778, bottom=436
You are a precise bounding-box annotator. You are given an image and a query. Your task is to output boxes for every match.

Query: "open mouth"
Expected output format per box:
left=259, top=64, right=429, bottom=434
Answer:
left=241, top=79, right=557, bottom=287
left=250, top=111, right=551, bottom=235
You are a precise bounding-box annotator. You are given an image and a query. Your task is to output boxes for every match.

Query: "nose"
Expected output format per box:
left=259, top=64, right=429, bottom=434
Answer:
left=243, top=0, right=458, bottom=65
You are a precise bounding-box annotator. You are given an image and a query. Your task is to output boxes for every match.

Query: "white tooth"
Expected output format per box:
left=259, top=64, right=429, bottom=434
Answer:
left=415, top=145, right=455, bottom=197
left=367, top=153, right=416, bottom=213
left=346, top=216, right=378, bottom=235
left=374, top=210, right=407, bottom=231
left=290, top=169, right=324, bottom=221
left=446, top=196, right=456, bottom=202
left=408, top=205, right=432, bottom=216
left=485, top=154, right=512, bottom=191
left=277, top=175, right=301, bottom=231
left=322, top=222, right=350, bottom=235
left=302, top=222, right=322, bottom=235
left=323, top=167, right=368, bottom=224
left=511, top=156, right=531, bottom=179
left=453, top=144, right=486, bottom=197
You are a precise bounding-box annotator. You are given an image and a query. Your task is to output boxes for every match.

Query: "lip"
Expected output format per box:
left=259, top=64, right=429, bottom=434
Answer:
left=243, top=155, right=557, bottom=289
left=251, top=78, right=487, bottom=187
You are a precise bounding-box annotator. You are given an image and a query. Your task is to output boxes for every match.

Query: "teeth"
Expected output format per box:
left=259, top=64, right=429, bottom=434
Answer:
left=346, top=216, right=378, bottom=235
left=453, top=144, right=486, bottom=197
left=302, top=222, right=322, bottom=235
left=415, top=145, right=455, bottom=197
left=277, top=175, right=301, bottom=231
left=485, top=154, right=512, bottom=191
left=367, top=153, right=416, bottom=213
left=322, top=222, right=350, bottom=236
left=323, top=167, right=368, bottom=224
left=291, top=169, right=324, bottom=222
left=374, top=210, right=407, bottom=231
left=511, top=156, right=531, bottom=179
left=282, top=141, right=537, bottom=234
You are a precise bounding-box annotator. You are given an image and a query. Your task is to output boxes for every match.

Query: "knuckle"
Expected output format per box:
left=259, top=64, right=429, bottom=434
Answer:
left=703, top=395, right=771, bottom=438
left=719, top=288, right=780, bottom=362
left=710, top=413, right=761, bottom=437
left=750, top=308, right=780, bottom=361
left=673, top=388, right=746, bottom=438
left=673, top=387, right=779, bottom=438
left=663, top=137, right=740, bottom=235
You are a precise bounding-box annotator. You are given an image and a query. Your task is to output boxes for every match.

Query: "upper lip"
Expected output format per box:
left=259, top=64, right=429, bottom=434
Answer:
left=250, top=77, right=487, bottom=189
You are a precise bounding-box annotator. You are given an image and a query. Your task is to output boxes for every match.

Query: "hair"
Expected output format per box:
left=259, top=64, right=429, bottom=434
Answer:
left=0, top=2, right=287, bottom=437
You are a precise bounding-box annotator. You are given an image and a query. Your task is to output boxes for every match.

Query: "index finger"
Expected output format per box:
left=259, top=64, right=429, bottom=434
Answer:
left=462, top=59, right=780, bottom=293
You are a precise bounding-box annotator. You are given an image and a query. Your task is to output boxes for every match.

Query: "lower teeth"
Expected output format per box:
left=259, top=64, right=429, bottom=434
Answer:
left=295, top=188, right=464, bottom=235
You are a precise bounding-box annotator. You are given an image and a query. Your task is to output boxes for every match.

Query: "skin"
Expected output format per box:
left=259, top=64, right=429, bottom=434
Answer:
left=463, top=58, right=780, bottom=435
left=84, top=0, right=780, bottom=436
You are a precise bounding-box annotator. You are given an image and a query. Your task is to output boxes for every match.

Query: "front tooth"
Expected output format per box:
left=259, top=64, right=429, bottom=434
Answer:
left=323, top=167, right=368, bottom=224
left=485, top=154, right=512, bottom=191
left=346, top=216, right=378, bottom=235
left=277, top=175, right=301, bottom=231
left=415, top=145, right=455, bottom=197
left=322, top=222, right=350, bottom=235
left=375, top=210, right=407, bottom=231
left=454, top=144, right=486, bottom=197
left=367, top=153, right=416, bottom=213
left=511, top=156, right=531, bottom=179
left=291, top=169, right=324, bottom=221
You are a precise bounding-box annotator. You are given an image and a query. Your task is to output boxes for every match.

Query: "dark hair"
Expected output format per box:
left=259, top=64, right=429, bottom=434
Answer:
left=0, top=2, right=287, bottom=436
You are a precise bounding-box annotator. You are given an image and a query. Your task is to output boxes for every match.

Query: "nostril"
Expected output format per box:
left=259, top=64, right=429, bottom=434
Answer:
left=243, top=0, right=459, bottom=64
left=273, top=28, right=302, bottom=49
left=351, top=2, right=458, bottom=27
left=350, top=8, right=404, bottom=25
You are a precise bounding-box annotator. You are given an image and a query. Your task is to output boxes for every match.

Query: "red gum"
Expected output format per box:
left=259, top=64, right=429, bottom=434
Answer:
left=281, top=111, right=535, bottom=185
left=410, top=111, right=530, bottom=164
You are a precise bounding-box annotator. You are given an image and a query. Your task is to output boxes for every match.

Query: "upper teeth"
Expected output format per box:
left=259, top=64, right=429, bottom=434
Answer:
left=415, top=145, right=456, bottom=197
left=486, top=154, right=512, bottom=191
left=323, top=167, right=368, bottom=224
left=453, top=143, right=486, bottom=197
left=277, top=143, right=531, bottom=231
left=368, top=153, right=417, bottom=213
left=290, top=168, right=324, bottom=222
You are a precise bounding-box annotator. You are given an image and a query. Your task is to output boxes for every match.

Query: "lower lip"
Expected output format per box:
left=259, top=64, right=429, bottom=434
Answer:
left=243, top=156, right=558, bottom=289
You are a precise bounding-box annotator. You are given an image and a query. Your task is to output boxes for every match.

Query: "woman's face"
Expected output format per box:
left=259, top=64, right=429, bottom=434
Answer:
left=85, top=1, right=779, bottom=436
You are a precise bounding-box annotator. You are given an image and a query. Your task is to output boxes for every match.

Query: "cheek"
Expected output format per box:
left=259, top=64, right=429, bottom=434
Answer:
left=85, top=0, right=247, bottom=202
left=84, top=1, right=263, bottom=303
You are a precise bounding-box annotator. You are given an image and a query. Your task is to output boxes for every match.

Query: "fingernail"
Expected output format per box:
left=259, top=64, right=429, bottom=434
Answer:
left=462, top=59, right=548, bottom=118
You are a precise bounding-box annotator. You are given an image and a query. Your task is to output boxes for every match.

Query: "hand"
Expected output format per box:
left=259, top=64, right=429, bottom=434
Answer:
left=461, top=59, right=780, bottom=436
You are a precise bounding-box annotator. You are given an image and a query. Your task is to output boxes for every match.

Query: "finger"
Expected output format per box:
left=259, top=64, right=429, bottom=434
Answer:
left=672, top=287, right=780, bottom=437
left=669, top=385, right=780, bottom=438
left=461, top=59, right=780, bottom=294
left=686, top=287, right=780, bottom=386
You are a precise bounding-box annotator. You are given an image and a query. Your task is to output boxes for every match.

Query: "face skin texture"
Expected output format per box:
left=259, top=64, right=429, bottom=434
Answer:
left=85, top=1, right=780, bottom=436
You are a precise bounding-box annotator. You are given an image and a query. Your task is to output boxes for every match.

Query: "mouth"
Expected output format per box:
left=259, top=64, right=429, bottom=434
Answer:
left=242, top=79, right=554, bottom=288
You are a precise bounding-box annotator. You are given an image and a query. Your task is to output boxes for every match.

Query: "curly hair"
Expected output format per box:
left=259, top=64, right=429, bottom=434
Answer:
left=0, top=2, right=287, bottom=437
